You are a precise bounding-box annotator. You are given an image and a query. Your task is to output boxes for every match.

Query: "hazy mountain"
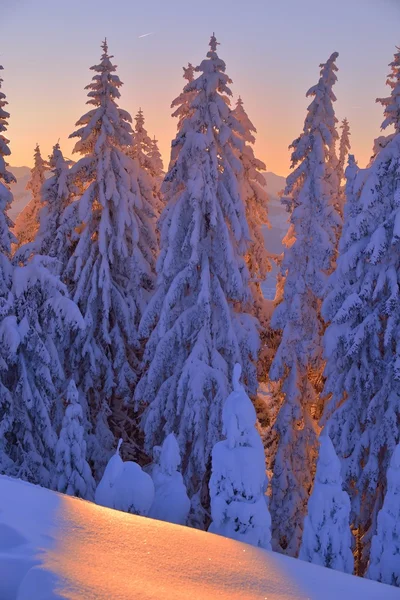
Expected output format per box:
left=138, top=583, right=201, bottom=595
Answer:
left=8, top=166, right=32, bottom=221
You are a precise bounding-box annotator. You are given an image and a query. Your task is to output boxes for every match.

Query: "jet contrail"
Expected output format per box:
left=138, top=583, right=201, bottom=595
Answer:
left=138, top=32, right=154, bottom=39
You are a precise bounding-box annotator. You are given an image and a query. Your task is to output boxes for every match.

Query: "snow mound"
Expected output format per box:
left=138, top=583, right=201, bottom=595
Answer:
left=0, top=475, right=399, bottom=600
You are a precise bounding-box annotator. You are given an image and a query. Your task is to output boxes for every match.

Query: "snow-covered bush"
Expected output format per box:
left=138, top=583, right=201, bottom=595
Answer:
left=367, top=443, right=400, bottom=587
left=299, top=430, right=354, bottom=573
left=95, top=439, right=154, bottom=516
left=94, top=439, right=124, bottom=508
left=209, top=364, right=271, bottom=549
left=149, top=433, right=190, bottom=525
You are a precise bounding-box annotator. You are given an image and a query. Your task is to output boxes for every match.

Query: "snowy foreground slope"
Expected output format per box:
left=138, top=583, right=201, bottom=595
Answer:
left=0, top=476, right=397, bottom=600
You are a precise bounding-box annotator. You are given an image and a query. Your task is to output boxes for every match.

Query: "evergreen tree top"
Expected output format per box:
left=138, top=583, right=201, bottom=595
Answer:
left=377, top=46, right=400, bottom=133
left=291, top=52, right=339, bottom=165
left=0, top=66, right=16, bottom=186
left=69, top=40, right=133, bottom=155
left=0, top=64, right=16, bottom=258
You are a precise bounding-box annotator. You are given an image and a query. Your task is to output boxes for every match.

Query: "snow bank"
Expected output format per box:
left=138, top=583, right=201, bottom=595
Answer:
left=0, top=475, right=398, bottom=600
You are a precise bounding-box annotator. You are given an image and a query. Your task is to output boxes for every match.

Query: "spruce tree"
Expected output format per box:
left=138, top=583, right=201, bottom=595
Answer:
left=64, top=40, right=157, bottom=478
left=3, top=256, right=84, bottom=486
left=269, top=52, right=341, bottom=556
left=232, top=97, right=270, bottom=326
left=128, top=109, right=163, bottom=218
left=149, top=136, right=163, bottom=178
left=299, top=431, right=354, bottom=573
left=55, top=379, right=96, bottom=500
left=15, top=143, right=74, bottom=266
left=337, top=118, right=351, bottom=213
left=322, top=46, right=400, bottom=572
left=171, top=63, right=196, bottom=133
left=367, top=443, right=400, bottom=587
left=135, top=35, right=259, bottom=525
left=34, top=143, right=73, bottom=258
left=0, top=64, right=17, bottom=473
left=337, top=118, right=351, bottom=184
left=13, top=144, right=47, bottom=248
left=209, top=364, right=271, bottom=549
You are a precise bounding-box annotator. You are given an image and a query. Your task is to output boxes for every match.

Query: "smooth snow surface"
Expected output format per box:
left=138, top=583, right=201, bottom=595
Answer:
left=0, top=475, right=398, bottom=600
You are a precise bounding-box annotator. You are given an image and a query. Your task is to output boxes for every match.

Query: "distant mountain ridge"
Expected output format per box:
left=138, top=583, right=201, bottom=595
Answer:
left=7, top=167, right=287, bottom=221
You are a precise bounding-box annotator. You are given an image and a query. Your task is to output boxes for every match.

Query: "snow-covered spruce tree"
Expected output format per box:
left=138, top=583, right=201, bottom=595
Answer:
left=14, top=143, right=75, bottom=267
left=135, top=35, right=259, bottom=526
left=337, top=118, right=351, bottom=184
left=209, top=364, right=271, bottom=549
left=149, top=136, right=163, bottom=178
left=2, top=255, right=84, bottom=486
left=149, top=433, right=190, bottom=525
left=0, top=64, right=17, bottom=473
left=232, top=97, right=270, bottom=326
left=299, top=430, right=353, bottom=573
left=55, top=379, right=95, bottom=499
left=170, top=63, right=196, bottom=134
left=129, top=109, right=153, bottom=168
left=32, top=143, right=73, bottom=257
left=322, top=46, right=400, bottom=574
left=269, top=52, right=341, bottom=557
left=128, top=109, right=163, bottom=218
left=13, top=144, right=47, bottom=248
left=367, top=443, right=400, bottom=587
left=337, top=118, right=351, bottom=214
left=65, top=40, right=157, bottom=478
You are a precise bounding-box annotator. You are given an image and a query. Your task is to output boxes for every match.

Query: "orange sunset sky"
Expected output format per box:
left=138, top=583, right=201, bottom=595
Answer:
left=2, top=0, right=400, bottom=176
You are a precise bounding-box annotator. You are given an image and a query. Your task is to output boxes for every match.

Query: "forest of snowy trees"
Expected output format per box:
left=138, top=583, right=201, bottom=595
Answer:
left=0, top=36, right=400, bottom=588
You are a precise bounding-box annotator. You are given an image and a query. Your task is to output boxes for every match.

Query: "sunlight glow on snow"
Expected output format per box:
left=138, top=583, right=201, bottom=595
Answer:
left=44, top=497, right=303, bottom=600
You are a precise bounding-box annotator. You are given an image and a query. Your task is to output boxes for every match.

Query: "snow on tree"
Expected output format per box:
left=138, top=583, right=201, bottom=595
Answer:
left=149, top=433, right=190, bottom=525
left=170, top=63, right=196, bottom=133
left=95, top=438, right=155, bottom=516
left=209, top=364, right=271, bottom=549
left=15, top=143, right=75, bottom=267
left=148, top=136, right=164, bottom=178
left=95, top=438, right=124, bottom=508
left=232, top=96, right=270, bottom=327
left=128, top=108, right=163, bottom=218
left=322, top=46, right=400, bottom=573
left=113, top=460, right=154, bottom=516
left=0, top=64, right=17, bottom=474
left=32, top=143, right=73, bottom=257
left=367, top=443, right=400, bottom=587
left=269, top=52, right=341, bottom=557
left=2, top=255, right=84, bottom=486
left=377, top=46, right=400, bottom=134
left=337, top=118, right=351, bottom=184
left=299, top=430, right=354, bottom=574
left=64, top=40, right=158, bottom=478
left=13, top=144, right=47, bottom=248
left=54, top=379, right=96, bottom=500
left=135, top=35, right=259, bottom=525
left=129, top=109, right=153, bottom=168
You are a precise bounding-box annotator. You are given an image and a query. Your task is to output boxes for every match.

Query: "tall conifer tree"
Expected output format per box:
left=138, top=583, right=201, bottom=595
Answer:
left=323, top=46, right=400, bottom=572
left=14, top=144, right=47, bottom=248
left=135, top=35, right=259, bottom=525
left=64, top=40, right=157, bottom=477
left=269, top=53, right=341, bottom=556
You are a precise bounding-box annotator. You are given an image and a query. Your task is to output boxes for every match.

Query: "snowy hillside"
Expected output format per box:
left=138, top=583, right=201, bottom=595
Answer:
left=0, top=476, right=397, bottom=600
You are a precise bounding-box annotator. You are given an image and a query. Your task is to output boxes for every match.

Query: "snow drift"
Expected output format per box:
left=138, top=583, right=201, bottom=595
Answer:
left=0, top=475, right=398, bottom=600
